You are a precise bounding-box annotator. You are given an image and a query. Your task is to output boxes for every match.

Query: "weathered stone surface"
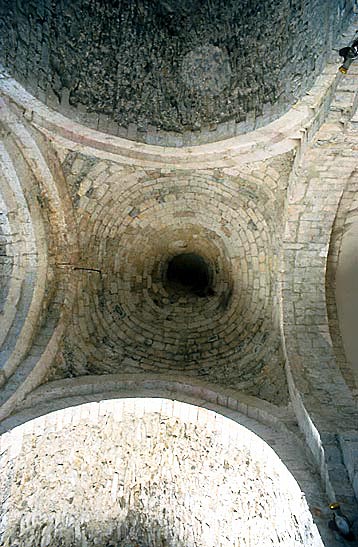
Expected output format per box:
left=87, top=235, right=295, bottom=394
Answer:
left=1, top=11, right=358, bottom=544
left=0, top=0, right=354, bottom=145
left=0, top=399, right=325, bottom=547
left=45, top=156, right=291, bottom=405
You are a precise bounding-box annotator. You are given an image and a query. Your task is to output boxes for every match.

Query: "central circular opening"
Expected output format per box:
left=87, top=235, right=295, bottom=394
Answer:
left=166, top=253, right=212, bottom=296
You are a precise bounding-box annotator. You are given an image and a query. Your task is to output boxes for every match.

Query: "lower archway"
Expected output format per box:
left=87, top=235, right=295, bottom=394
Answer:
left=0, top=398, right=324, bottom=547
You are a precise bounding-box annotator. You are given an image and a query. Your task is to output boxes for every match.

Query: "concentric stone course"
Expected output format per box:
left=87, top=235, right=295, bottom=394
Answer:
left=48, top=155, right=290, bottom=404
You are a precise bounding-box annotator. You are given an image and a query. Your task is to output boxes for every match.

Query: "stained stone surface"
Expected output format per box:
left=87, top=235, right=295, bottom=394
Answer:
left=0, top=0, right=354, bottom=145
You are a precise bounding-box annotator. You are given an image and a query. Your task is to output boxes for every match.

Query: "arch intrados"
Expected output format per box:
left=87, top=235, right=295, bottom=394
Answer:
left=0, top=392, right=326, bottom=547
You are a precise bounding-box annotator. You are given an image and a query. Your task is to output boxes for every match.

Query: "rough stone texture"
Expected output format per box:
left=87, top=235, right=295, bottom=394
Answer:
left=0, top=399, right=325, bottom=547
left=281, top=60, right=358, bottom=431
left=0, top=0, right=355, bottom=145
left=0, top=95, right=78, bottom=418
left=280, top=52, right=358, bottom=525
left=43, top=155, right=291, bottom=404
left=1, top=10, right=358, bottom=547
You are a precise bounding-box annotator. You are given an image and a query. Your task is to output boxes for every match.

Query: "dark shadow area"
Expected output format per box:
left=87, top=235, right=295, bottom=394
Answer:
left=0, top=0, right=353, bottom=144
left=166, top=253, right=213, bottom=296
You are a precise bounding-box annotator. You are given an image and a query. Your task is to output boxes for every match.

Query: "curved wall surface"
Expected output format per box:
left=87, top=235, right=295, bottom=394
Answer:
left=0, top=398, right=325, bottom=547
left=0, top=0, right=354, bottom=145
left=335, top=217, right=358, bottom=390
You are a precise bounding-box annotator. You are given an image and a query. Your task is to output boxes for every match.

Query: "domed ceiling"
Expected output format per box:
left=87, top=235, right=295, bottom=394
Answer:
left=0, top=0, right=351, bottom=145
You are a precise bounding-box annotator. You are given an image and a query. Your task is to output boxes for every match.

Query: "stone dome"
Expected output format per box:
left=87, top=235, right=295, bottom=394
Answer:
left=0, top=0, right=351, bottom=145
left=1, top=2, right=358, bottom=547
left=49, top=163, right=287, bottom=403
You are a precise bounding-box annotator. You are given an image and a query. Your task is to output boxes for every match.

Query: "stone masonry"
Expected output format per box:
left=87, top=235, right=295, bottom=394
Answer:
left=0, top=399, right=325, bottom=547
left=0, top=0, right=354, bottom=145
left=1, top=4, right=358, bottom=547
